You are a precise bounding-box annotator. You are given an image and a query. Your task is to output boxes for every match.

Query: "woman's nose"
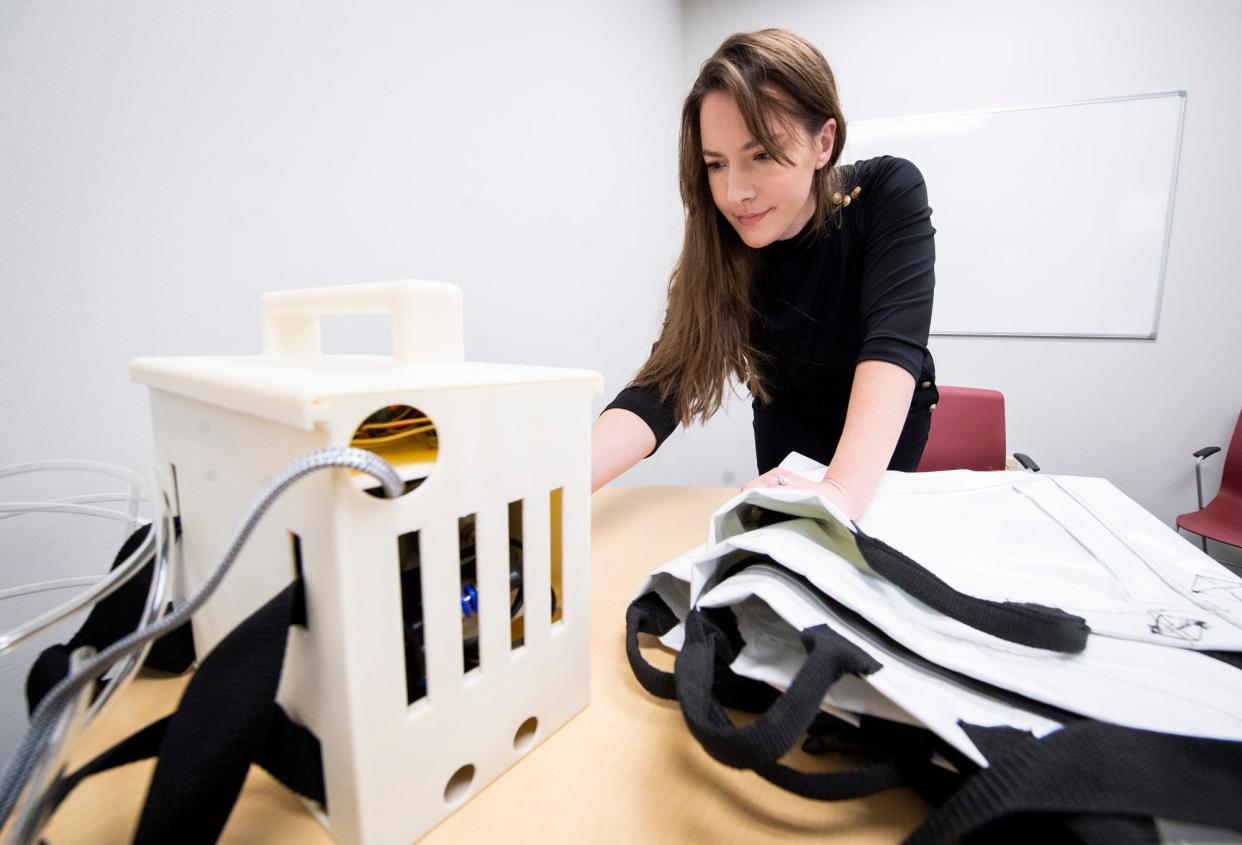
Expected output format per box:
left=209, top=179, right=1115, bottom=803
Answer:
left=727, top=168, right=755, bottom=205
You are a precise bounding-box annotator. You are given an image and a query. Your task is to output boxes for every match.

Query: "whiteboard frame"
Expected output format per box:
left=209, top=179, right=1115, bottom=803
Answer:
left=849, top=91, right=1187, bottom=340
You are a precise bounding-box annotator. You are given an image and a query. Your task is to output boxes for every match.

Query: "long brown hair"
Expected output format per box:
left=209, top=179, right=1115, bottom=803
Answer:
left=630, top=29, right=849, bottom=425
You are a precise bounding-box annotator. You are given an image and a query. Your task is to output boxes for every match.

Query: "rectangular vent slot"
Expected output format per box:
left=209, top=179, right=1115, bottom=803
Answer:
left=550, top=487, right=563, bottom=625
left=509, top=499, right=524, bottom=649
left=397, top=530, right=427, bottom=704
left=459, top=514, right=481, bottom=676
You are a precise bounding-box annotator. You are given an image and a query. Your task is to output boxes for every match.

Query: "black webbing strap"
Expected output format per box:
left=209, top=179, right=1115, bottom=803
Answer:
left=48, top=579, right=326, bottom=844
left=53, top=706, right=325, bottom=811
left=625, top=593, right=779, bottom=714
left=676, top=609, right=882, bottom=767
left=853, top=528, right=1090, bottom=654
left=1204, top=650, right=1242, bottom=671
left=905, top=721, right=1242, bottom=844
left=53, top=720, right=171, bottom=801
left=134, top=581, right=300, bottom=843
left=26, top=524, right=195, bottom=715
left=954, top=724, right=1158, bottom=845
left=624, top=591, right=682, bottom=700
left=675, top=609, right=909, bottom=800
left=255, top=704, right=325, bottom=804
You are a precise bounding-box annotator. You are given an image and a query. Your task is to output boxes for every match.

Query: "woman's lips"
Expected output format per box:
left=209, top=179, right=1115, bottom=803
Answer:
left=737, top=209, right=769, bottom=226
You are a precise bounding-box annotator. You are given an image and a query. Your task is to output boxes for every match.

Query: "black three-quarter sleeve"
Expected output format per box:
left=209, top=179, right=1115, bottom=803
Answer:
left=603, top=381, right=679, bottom=457
left=603, top=329, right=679, bottom=456
left=855, top=157, right=936, bottom=380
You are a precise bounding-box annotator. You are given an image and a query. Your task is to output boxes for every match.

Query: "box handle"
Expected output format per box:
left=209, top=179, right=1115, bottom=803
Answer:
left=260, top=280, right=464, bottom=364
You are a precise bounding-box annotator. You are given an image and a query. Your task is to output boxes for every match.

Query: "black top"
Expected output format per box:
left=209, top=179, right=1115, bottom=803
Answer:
left=605, top=155, right=938, bottom=474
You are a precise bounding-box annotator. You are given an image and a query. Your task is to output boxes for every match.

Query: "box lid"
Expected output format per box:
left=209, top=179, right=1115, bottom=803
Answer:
left=131, top=355, right=603, bottom=430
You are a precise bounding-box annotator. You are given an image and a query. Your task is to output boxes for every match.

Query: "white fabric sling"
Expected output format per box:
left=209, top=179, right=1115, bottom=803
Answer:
left=627, top=455, right=1242, bottom=844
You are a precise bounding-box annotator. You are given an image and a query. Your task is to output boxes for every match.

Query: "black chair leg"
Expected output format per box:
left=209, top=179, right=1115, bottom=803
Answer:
left=1176, top=525, right=1209, bottom=554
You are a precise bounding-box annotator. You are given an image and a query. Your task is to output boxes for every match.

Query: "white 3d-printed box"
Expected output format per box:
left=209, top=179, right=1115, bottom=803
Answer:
left=130, top=281, right=602, bottom=844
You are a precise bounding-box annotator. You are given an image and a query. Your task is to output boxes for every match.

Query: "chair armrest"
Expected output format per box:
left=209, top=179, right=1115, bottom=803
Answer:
left=1192, top=447, right=1221, bottom=510
left=1012, top=453, right=1040, bottom=472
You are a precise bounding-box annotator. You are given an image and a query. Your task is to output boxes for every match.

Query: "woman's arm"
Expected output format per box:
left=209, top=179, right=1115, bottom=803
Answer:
left=591, top=408, right=658, bottom=492
left=741, top=360, right=914, bottom=519
left=819, top=360, right=914, bottom=517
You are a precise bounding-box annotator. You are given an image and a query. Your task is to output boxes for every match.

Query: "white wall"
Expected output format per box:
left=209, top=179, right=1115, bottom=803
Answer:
left=652, top=0, right=1242, bottom=554
left=0, top=0, right=684, bottom=765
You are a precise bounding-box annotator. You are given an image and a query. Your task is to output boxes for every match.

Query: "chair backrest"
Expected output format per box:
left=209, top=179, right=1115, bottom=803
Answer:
left=1221, top=409, right=1242, bottom=498
left=916, top=386, right=1007, bottom=472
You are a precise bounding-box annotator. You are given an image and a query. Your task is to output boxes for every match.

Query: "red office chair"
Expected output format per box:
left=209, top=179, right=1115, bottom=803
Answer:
left=916, top=385, right=1038, bottom=472
left=1176, top=409, right=1242, bottom=553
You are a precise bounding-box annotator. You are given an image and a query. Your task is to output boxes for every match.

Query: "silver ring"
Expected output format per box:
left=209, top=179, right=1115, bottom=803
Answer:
left=776, top=474, right=790, bottom=486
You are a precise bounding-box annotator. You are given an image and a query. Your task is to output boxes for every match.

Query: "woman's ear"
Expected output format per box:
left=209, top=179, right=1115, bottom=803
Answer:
left=814, top=117, right=837, bottom=169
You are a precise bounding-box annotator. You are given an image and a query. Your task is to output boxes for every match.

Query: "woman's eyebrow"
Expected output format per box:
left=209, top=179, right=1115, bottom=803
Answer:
left=700, top=134, right=784, bottom=157
left=702, top=137, right=782, bottom=158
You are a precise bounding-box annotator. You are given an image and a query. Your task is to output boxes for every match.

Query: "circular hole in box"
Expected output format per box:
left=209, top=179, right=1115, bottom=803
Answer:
left=349, top=404, right=437, bottom=498
left=514, top=716, right=538, bottom=754
left=443, top=764, right=475, bottom=805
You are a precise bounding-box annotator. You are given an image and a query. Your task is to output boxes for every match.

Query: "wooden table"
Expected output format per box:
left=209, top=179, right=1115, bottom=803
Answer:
left=41, top=486, right=929, bottom=843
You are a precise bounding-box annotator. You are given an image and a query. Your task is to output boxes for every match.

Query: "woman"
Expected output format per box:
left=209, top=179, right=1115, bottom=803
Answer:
left=592, top=29, right=937, bottom=520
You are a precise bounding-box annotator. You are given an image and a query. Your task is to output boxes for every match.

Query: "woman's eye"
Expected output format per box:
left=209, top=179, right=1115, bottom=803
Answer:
left=755, top=151, right=772, bottom=162
left=705, top=161, right=723, bottom=171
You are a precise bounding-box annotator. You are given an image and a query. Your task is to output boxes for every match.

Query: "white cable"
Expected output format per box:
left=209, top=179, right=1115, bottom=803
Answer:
left=0, top=578, right=104, bottom=603
left=0, top=525, right=156, bottom=655
left=0, top=502, right=148, bottom=524
left=0, top=461, right=145, bottom=489
left=0, top=463, right=161, bottom=655
left=0, top=494, right=146, bottom=524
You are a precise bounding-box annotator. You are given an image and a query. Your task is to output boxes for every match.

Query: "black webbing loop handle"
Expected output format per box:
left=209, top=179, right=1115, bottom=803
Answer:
left=675, top=609, right=908, bottom=800
left=676, top=610, right=882, bottom=768
left=624, top=591, right=682, bottom=700
left=625, top=593, right=780, bottom=714
left=906, top=721, right=1242, bottom=844
left=853, top=529, right=1090, bottom=654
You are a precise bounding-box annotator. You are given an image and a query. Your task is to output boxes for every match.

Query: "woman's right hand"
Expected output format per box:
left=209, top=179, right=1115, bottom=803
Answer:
left=590, top=409, right=657, bottom=492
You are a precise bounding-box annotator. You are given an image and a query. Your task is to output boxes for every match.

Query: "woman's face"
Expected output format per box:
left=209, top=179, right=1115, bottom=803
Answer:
left=700, top=90, right=835, bottom=248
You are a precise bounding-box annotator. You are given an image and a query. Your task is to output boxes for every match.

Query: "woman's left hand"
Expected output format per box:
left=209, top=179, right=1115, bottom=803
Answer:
left=740, top=469, right=856, bottom=516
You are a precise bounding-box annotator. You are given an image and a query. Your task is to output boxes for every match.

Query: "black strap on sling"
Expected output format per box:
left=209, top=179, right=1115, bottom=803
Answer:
left=905, top=721, right=1242, bottom=845
left=853, top=528, right=1091, bottom=654
left=42, top=579, right=326, bottom=844
left=676, top=609, right=883, bottom=769
left=624, top=591, right=682, bottom=701
left=25, top=523, right=195, bottom=716
left=674, top=608, right=914, bottom=801
left=626, top=591, right=782, bottom=713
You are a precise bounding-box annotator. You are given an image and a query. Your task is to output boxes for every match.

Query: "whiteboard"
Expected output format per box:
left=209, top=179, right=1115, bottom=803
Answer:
left=843, top=92, right=1186, bottom=338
